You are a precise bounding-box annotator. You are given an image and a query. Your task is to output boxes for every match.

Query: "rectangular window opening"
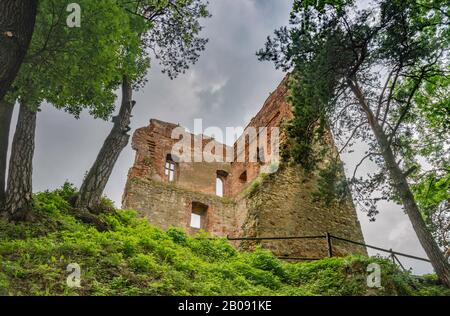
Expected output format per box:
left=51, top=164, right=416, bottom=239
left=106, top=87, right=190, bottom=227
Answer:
left=190, top=202, right=208, bottom=230
left=190, top=213, right=201, bottom=229
left=165, top=160, right=176, bottom=182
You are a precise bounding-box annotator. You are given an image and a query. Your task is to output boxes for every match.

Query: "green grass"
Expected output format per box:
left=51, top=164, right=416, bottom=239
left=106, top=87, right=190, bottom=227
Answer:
left=0, top=185, right=449, bottom=296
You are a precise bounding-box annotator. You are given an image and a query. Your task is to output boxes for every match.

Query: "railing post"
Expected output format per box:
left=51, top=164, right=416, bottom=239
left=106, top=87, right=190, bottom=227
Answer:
left=389, top=249, right=395, bottom=263
left=392, top=254, right=406, bottom=271
left=326, top=232, right=333, bottom=258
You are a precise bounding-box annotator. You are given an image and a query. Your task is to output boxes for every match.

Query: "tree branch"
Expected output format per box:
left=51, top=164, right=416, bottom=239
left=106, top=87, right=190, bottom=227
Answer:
left=376, top=68, right=394, bottom=119
left=381, top=64, right=402, bottom=130
left=338, top=121, right=367, bottom=154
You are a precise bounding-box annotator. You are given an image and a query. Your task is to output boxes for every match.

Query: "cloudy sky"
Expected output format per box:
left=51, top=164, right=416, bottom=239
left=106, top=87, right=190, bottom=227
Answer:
left=9, top=0, right=433, bottom=274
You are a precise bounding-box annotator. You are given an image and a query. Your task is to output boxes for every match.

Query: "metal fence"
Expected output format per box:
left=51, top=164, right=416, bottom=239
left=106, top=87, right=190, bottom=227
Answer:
left=226, top=233, right=430, bottom=271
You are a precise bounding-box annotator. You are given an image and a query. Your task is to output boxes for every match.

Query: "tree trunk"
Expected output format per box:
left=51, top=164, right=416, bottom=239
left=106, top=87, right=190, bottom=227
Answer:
left=4, top=102, right=36, bottom=220
left=76, top=77, right=134, bottom=211
left=0, top=0, right=38, bottom=100
left=348, top=79, right=450, bottom=287
left=0, top=99, right=14, bottom=207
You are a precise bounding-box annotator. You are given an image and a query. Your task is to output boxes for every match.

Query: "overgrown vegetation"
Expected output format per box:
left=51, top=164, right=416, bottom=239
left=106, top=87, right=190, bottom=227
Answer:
left=0, top=185, right=448, bottom=296
left=257, top=0, right=450, bottom=287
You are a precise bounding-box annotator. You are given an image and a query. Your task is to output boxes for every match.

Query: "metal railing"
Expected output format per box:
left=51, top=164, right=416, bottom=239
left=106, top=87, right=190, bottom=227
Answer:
left=226, top=233, right=430, bottom=270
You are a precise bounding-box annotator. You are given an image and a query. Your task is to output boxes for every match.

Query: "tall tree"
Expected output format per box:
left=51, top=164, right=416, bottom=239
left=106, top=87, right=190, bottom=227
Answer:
left=406, top=75, right=450, bottom=261
left=0, top=0, right=38, bottom=100
left=75, top=76, right=134, bottom=211
left=258, top=0, right=450, bottom=286
left=4, top=102, right=36, bottom=220
left=1, top=0, right=146, bottom=219
left=75, top=0, right=210, bottom=210
left=0, top=100, right=14, bottom=207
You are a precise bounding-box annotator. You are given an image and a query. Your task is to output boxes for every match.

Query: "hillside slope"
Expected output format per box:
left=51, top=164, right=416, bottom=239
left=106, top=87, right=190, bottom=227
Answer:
left=0, top=185, right=448, bottom=296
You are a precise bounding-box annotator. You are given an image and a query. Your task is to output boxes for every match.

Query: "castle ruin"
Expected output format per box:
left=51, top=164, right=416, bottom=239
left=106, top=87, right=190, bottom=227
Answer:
left=122, top=77, right=366, bottom=259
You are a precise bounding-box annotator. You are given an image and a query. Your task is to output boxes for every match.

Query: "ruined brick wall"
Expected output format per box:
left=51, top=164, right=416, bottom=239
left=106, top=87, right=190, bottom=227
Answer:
left=122, top=177, right=239, bottom=236
left=122, top=75, right=367, bottom=259
left=127, top=119, right=231, bottom=196
left=229, top=76, right=293, bottom=197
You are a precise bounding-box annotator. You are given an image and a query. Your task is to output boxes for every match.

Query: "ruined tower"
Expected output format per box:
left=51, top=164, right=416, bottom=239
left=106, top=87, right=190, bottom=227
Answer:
left=122, top=77, right=366, bottom=259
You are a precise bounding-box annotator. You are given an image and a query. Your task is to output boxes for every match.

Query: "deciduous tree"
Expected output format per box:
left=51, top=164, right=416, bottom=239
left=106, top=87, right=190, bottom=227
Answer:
left=1, top=0, right=146, bottom=219
left=258, top=0, right=450, bottom=286
left=0, top=0, right=38, bottom=100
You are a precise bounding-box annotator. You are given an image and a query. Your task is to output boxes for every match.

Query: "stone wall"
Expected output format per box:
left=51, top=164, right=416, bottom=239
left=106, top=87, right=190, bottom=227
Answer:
left=238, top=165, right=366, bottom=258
left=122, top=75, right=367, bottom=259
left=123, top=177, right=239, bottom=237
left=229, top=76, right=293, bottom=197
left=127, top=119, right=231, bottom=196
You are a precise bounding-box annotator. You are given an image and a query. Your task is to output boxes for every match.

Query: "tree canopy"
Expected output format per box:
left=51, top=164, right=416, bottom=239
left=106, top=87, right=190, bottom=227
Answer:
left=258, top=0, right=449, bottom=215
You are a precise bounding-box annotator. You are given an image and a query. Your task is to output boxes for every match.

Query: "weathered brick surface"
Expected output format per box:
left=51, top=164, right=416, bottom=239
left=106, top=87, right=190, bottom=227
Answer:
left=122, top=76, right=367, bottom=259
left=128, top=119, right=231, bottom=195
left=238, top=165, right=366, bottom=257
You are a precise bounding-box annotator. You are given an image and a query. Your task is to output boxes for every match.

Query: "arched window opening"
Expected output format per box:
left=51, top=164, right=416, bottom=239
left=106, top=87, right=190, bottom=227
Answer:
left=216, top=170, right=228, bottom=197
left=216, top=177, right=224, bottom=197
left=164, top=154, right=176, bottom=182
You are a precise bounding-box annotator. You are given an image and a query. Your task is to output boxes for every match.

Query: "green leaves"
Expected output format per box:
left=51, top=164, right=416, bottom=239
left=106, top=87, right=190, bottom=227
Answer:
left=259, top=0, right=449, bottom=217
left=414, top=75, right=450, bottom=131
left=411, top=172, right=449, bottom=250
left=9, top=0, right=146, bottom=119
left=413, top=173, right=449, bottom=210
left=8, top=0, right=210, bottom=119
left=292, top=0, right=354, bottom=13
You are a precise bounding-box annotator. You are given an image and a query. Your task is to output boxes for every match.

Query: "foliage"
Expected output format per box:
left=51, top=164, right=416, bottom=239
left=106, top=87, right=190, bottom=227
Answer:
left=0, top=186, right=448, bottom=296
left=257, top=0, right=450, bottom=222
left=7, top=0, right=211, bottom=118
left=403, top=74, right=450, bottom=253
left=138, top=0, right=211, bottom=79
left=8, top=0, right=147, bottom=118
left=412, top=173, right=450, bottom=254
left=243, top=172, right=272, bottom=198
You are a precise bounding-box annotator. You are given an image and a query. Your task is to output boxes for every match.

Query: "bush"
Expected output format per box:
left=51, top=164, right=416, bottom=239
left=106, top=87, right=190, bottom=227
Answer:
left=0, top=185, right=448, bottom=296
left=249, top=248, right=287, bottom=280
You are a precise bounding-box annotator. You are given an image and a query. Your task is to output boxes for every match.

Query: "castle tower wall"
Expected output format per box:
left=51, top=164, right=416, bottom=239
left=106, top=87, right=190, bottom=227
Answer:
left=122, top=76, right=367, bottom=258
left=238, top=165, right=366, bottom=257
